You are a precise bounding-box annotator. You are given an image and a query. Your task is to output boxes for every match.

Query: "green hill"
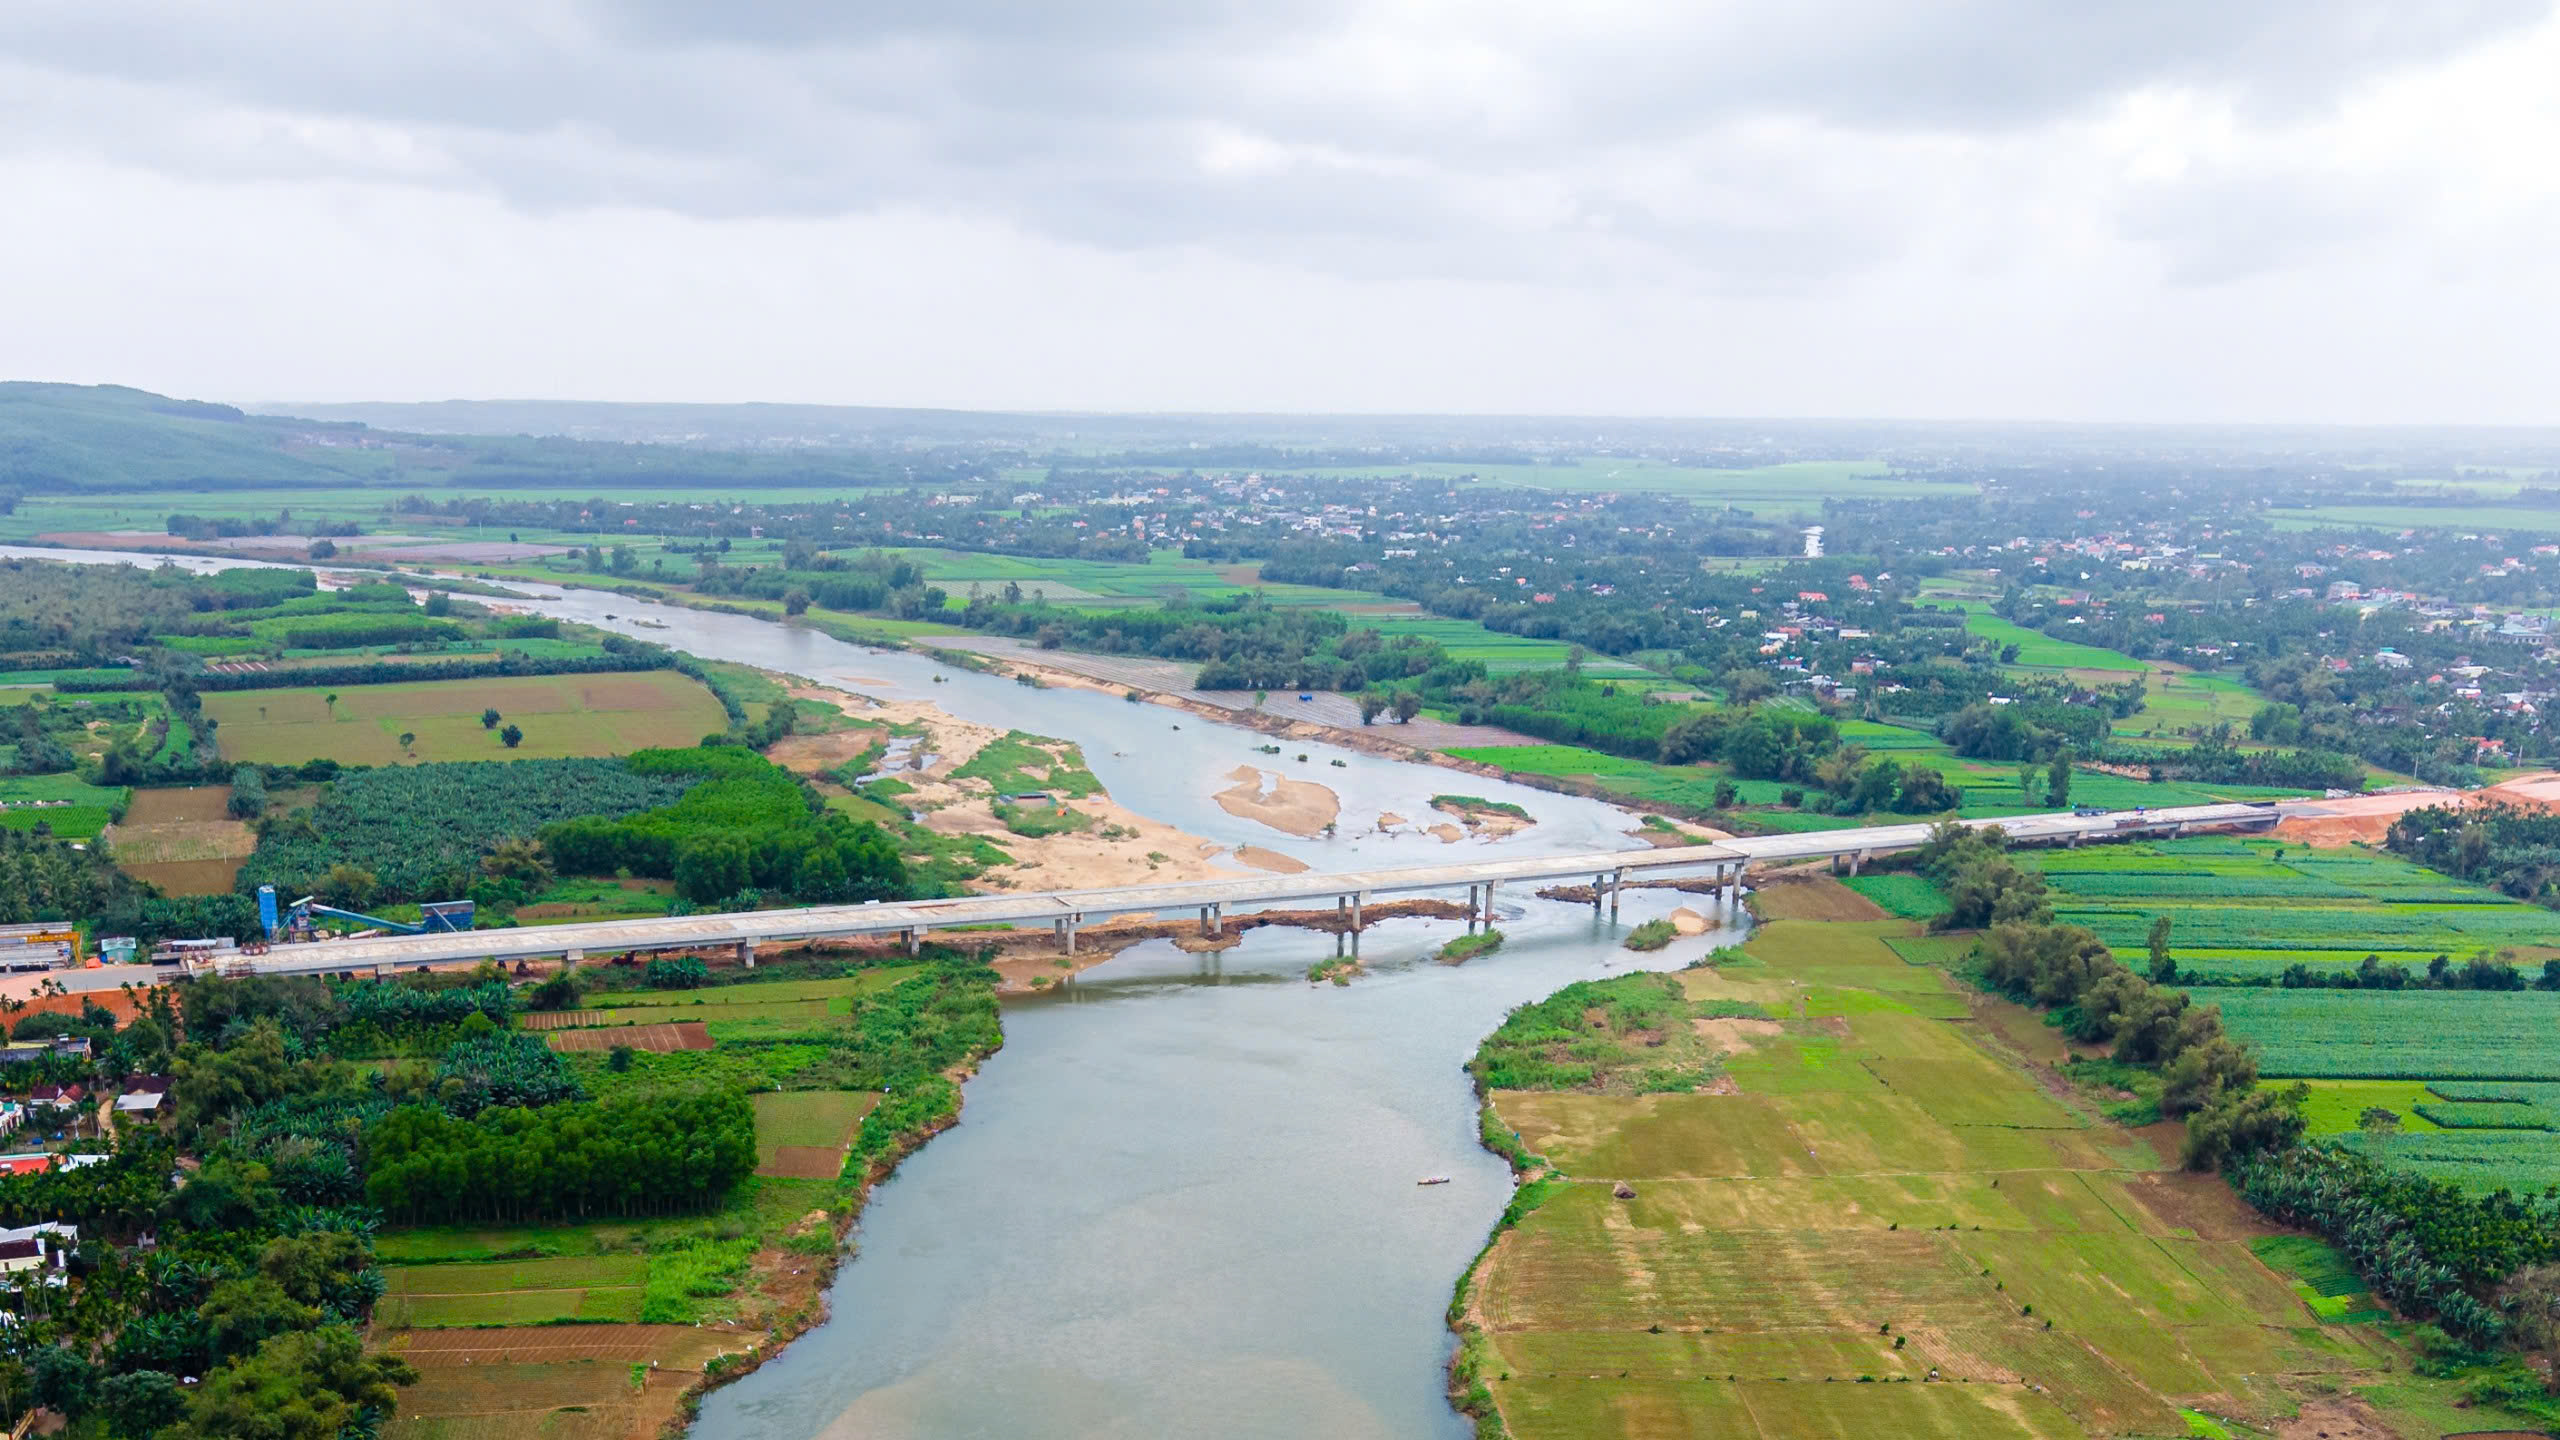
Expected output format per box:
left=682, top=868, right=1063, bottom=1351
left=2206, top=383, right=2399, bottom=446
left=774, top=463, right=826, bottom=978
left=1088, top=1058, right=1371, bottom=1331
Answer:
left=0, top=382, right=931, bottom=494
left=0, top=383, right=399, bottom=491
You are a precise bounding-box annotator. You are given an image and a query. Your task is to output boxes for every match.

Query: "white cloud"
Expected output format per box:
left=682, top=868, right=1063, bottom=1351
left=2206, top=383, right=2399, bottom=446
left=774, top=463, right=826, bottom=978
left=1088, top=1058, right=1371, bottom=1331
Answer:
left=0, top=1, right=2553, bottom=420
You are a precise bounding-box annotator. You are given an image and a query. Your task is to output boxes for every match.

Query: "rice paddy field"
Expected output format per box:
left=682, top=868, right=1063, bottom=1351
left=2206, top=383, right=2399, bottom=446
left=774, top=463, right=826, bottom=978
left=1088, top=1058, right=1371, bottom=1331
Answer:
left=2030, top=836, right=2560, bottom=1194
left=1457, top=916, right=2500, bottom=1438
left=201, top=670, right=727, bottom=766
left=526, top=967, right=924, bottom=1048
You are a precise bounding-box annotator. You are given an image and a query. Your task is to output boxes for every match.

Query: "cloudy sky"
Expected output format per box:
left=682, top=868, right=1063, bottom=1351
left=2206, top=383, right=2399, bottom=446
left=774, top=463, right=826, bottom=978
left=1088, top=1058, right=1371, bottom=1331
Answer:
left=3, top=1, right=2557, bottom=422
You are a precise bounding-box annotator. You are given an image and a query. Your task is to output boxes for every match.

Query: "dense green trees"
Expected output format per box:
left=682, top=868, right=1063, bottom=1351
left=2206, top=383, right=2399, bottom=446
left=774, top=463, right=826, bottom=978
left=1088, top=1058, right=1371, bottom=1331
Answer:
left=2389, top=803, right=2560, bottom=907
left=364, top=1088, right=756, bottom=1223
left=539, top=747, right=905, bottom=905
left=2228, top=1144, right=2560, bottom=1344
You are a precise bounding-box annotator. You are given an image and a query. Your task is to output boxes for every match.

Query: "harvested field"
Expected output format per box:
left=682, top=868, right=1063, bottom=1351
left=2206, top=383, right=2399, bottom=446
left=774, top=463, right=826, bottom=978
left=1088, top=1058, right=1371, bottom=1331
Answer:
left=120, top=857, right=248, bottom=895
left=542, top=1022, right=711, bottom=1053
left=107, top=784, right=257, bottom=892
left=119, top=785, right=232, bottom=823
left=1748, top=873, right=1890, bottom=922
left=760, top=1146, right=848, bottom=1179
left=1459, top=911, right=2461, bottom=1439
left=203, top=670, right=725, bottom=765
left=386, top=1323, right=742, bottom=1367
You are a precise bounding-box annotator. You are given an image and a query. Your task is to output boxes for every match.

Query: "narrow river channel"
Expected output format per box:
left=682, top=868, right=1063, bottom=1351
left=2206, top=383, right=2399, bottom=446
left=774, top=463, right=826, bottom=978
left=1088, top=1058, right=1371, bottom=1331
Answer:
left=5, top=547, right=1751, bottom=1438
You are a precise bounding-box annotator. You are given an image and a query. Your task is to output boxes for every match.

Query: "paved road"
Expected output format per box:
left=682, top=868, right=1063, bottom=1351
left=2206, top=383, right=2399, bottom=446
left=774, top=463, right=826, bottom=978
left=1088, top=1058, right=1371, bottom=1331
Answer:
left=201, top=801, right=2276, bottom=978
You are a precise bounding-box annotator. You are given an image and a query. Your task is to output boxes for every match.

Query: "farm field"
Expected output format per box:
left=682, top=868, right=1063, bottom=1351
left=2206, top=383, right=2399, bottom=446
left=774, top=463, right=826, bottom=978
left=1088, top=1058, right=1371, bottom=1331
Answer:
left=202, top=670, right=726, bottom=765
left=1455, top=917, right=2496, bottom=1438
left=753, top=1089, right=881, bottom=1178
left=378, top=1328, right=741, bottom=1440
left=523, top=968, right=927, bottom=1052
left=104, top=783, right=256, bottom=894
left=1360, top=618, right=1660, bottom=676
left=376, top=1255, right=648, bottom=1328
left=2030, top=836, right=2560, bottom=1194
left=0, top=773, right=128, bottom=840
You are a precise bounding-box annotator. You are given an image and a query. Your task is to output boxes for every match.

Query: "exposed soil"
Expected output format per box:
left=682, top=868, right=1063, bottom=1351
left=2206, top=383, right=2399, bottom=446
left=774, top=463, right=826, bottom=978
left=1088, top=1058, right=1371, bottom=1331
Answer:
left=764, top=726, right=884, bottom=774
left=541, top=1021, right=712, bottom=1052
left=1213, top=765, right=1342, bottom=837
left=1231, top=845, right=1309, bottom=873
left=1692, top=1016, right=1785, bottom=1052
left=758, top=1145, right=848, bottom=1180
left=1430, top=796, right=1535, bottom=839
left=1748, top=872, right=1891, bottom=922
left=2273, top=1399, right=2402, bottom=1440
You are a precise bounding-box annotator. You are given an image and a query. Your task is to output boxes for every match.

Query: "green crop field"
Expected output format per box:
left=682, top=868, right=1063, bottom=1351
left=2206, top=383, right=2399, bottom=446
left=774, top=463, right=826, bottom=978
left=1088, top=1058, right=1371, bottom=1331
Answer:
left=1455, top=915, right=2458, bottom=1439
left=0, top=774, right=129, bottom=840
left=202, top=671, right=726, bottom=766
left=1361, top=618, right=1660, bottom=675
left=1840, top=874, right=1947, bottom=920
left=2203, top=990, right=2560, bottom=1080
left=375, top=1255, right=648, bottom=1328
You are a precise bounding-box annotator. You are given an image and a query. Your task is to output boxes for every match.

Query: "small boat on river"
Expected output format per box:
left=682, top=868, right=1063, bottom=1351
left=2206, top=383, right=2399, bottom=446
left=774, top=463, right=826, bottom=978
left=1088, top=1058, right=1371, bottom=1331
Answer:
left=1417, top=1175, right=1451, bottom=1186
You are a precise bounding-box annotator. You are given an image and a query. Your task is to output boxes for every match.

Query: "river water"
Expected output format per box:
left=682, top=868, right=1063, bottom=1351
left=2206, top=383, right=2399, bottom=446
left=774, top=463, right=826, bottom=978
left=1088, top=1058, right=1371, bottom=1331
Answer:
left=4, top=546, right=1748, bottom=1438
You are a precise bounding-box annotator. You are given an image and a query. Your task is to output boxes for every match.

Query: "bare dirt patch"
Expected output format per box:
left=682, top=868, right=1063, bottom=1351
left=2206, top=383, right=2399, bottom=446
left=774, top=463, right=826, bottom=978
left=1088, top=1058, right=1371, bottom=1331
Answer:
left=1669, top=907, right=1710, bottom=935
left=760, top=1145, right=848, bottom=1180
left=2272, top=1400, right=2401, bottom=1440
left=120, top=786, right=233, bottom=824
left=119, top=857, right=247, bottom=895
left=1431, top=796, right=1534, bottom=839
left=1213, top=765, right=1341, bottom=837
left=1231, top=845, right=1309, bottom=873
left=542, top=1022, right=712, bottom=1053
left=1692, top=1017, right=1785, bottom=1053
left=765, top=726, right=883, bottom=775
left=1428, top=823, right=1465, bottom=843
left=2117, top=1171, right=2268, bottom=1241
left=386, top=1324, right=742, bottom=1367
left=1748, top=873, right=1891, bottom=922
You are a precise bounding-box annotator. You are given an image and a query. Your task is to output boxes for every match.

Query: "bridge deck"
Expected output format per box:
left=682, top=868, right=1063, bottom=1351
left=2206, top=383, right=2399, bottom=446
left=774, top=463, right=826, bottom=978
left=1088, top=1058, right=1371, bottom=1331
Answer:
left=212, top=802, right=2274, bottom=976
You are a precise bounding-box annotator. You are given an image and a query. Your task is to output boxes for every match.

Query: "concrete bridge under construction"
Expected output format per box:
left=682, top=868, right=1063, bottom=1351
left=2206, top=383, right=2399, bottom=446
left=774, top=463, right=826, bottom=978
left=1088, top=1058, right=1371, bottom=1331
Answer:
left=205, top=802, right=2278, bottom=980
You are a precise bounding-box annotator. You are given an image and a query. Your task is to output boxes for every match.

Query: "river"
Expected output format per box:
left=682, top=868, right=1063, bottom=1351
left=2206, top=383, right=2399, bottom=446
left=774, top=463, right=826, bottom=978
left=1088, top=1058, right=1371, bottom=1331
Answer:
left=4, top=545, right=1749, bottom=1437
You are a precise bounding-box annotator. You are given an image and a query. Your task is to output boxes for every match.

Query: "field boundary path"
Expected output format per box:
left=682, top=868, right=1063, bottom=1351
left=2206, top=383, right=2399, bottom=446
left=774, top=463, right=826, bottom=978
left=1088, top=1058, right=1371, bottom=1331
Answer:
left=207, top=802, right=2276, bottom=977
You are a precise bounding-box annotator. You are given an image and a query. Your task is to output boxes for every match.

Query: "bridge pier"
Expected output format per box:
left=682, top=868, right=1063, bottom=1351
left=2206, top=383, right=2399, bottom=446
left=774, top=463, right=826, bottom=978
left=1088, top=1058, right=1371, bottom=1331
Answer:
left=1610, top=870, right=1624, bottom=922
left=735, top=941, right=757, bottom=970
left=903, top=928, right=920, bottom=957
left=1201, top=902, right=1223, bottom=937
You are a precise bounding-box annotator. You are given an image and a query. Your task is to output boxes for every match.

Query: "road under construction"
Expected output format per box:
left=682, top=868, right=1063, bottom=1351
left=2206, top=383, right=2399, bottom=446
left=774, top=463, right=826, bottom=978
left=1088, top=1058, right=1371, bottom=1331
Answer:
left=195, top=801, right=2279, bottom=980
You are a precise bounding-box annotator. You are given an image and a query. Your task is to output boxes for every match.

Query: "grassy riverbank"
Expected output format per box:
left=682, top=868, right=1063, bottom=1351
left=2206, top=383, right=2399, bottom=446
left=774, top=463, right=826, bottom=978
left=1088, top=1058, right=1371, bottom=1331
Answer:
left=377, top=952, right=1003, bottom=1440
left=1447, top=901, right=2534, bottom=1439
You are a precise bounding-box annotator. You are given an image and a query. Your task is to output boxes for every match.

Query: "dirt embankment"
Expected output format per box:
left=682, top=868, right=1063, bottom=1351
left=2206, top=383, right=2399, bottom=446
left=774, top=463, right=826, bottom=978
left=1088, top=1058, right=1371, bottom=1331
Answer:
left=2271, top=771, right=2559, bottom=845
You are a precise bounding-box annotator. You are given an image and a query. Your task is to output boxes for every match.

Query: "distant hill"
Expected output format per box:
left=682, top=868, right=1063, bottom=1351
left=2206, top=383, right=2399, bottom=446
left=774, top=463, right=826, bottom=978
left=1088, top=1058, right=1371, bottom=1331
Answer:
left=0, top=383, right=946, bottom=494
left=0, top=382, right=402, bottom=491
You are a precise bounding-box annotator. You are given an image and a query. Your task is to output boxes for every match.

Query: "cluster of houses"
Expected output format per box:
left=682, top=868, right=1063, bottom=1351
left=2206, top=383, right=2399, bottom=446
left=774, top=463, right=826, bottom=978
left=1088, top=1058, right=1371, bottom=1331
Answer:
left=0, top=1024, right=168, bottom=1287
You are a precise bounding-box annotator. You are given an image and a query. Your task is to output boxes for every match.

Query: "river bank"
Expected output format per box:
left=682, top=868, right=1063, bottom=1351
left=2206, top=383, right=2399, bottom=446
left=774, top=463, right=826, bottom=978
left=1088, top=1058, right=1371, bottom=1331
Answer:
left=7, top=542, right=1748, bottom=1439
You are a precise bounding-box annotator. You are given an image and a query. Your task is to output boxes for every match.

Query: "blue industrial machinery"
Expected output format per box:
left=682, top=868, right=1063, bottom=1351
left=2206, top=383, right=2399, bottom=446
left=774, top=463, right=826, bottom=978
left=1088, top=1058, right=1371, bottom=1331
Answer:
left=257, top=884, right=473, bottom=941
